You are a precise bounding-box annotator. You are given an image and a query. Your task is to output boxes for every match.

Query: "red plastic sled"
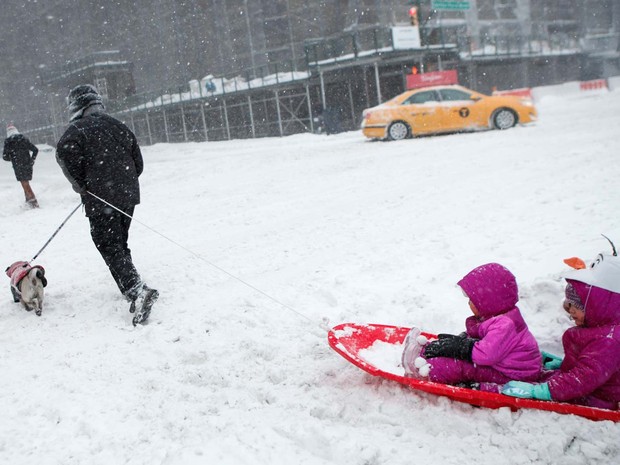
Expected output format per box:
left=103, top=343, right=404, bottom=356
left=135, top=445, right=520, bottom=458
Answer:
left=328, top=323, right=620, bottom=422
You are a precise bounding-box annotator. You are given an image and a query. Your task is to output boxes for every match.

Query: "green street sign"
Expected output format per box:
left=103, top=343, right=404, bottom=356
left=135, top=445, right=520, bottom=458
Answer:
left=432, top=0, right=471, bottom=10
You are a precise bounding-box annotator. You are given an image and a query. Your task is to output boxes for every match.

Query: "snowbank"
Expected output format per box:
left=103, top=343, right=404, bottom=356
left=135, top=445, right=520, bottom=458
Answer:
left=1, top=85, right=620, bottom=465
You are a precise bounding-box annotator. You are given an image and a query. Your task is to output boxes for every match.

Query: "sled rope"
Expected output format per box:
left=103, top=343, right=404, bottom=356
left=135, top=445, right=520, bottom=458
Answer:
left=29, top=202, right=82, bottom=263
left=87, top=191, right=328, bottom=331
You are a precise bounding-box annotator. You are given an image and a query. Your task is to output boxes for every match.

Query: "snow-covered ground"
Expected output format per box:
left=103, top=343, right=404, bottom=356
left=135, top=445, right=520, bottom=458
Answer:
left=1, top=84, right=619, bottom=464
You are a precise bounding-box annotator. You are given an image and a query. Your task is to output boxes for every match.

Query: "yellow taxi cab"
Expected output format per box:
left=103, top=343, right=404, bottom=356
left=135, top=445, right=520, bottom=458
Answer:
left=361, top=85, right=537, bottom=141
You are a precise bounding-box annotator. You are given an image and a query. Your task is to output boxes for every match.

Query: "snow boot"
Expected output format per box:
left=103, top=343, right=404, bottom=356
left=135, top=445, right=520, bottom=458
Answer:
left=131, top=285, right=159, bottom=326
left=26, top=198, right=39, bottom=208
left=401, top=327, right=428, bottom=377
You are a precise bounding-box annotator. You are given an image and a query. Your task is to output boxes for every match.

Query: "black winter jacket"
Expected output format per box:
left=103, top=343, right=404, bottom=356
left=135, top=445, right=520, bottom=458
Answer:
left=3, top=134, right=38, bottom=181
left=56, top=112, right=143, bottom=217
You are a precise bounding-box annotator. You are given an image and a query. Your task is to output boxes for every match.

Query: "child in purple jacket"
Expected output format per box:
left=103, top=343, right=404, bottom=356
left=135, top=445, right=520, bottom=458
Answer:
left=402, top=263, right=542, bottom=389
left=402, top=263, right=542, bottom=387
left=503, top=253, right=620, bottom=410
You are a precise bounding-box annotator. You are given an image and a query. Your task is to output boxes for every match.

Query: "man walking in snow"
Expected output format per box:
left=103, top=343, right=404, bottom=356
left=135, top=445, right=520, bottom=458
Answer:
left=56, top=84, right=158, bottom=325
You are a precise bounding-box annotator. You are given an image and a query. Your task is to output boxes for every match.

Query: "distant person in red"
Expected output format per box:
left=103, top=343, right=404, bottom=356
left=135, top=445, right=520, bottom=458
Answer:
left=2, top=123, right=39, bottom=208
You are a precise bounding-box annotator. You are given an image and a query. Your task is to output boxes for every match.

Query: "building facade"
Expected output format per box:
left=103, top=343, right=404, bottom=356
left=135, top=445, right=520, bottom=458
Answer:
left=0, top=0, right=618, bottom=135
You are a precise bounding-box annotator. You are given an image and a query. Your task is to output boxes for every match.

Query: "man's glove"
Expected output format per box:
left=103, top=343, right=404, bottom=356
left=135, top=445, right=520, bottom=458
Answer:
left=541, top=351, right=563, bottom=370
left=423, top=333, right=477, bottom=362
left=501, top=381, right=552, bottom=401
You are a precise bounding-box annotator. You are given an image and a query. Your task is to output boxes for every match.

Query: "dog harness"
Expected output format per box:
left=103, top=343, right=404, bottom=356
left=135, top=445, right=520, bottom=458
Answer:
left=5, top=261, right=45, bottom=297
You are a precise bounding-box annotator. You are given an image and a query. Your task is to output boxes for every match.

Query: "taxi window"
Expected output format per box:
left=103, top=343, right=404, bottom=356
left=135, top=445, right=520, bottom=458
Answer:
left=403, top=90, right=439, bottom=105
left=439, top=89, right=473, bottom=101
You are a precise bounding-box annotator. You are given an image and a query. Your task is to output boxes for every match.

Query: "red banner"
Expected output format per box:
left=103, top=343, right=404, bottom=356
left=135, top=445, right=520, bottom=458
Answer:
left=492, top=88, right=533, bottom=100
left=406, top=70, right=458, bottom=89
left=580, top=79, right=608, bottom=91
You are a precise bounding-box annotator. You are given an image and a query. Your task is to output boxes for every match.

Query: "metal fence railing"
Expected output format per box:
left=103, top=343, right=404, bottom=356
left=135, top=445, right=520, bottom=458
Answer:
left=458, top=33, right=581, bottom=58
left=304, top=27, right=395, bottom=65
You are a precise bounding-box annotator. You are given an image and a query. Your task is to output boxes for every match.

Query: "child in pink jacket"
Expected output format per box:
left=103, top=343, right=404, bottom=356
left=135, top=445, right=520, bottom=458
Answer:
left=502, top=252, right=620, bottom=409
left=402, top=263, right=542, bottom=387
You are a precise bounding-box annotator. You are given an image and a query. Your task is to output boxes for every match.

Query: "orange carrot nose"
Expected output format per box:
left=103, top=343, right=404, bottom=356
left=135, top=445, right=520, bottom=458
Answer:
left=564, top=257, right=586, bottom=269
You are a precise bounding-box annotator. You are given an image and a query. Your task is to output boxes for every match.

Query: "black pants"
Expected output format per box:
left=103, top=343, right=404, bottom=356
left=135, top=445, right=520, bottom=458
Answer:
left=89, top=206, right=142, bottom=299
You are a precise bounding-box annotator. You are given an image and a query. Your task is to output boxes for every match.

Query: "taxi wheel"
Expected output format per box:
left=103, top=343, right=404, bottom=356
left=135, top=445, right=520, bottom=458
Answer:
left=493, top=108, right=517, bottom=130
left=387, top=121, right=410, bottom=140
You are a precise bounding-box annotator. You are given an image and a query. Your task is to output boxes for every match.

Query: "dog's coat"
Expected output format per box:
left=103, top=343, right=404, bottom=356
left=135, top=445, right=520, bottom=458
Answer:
left=5, top=261, right=47, bottom=315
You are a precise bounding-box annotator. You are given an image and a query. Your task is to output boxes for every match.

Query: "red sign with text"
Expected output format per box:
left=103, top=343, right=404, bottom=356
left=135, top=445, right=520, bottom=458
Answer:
left=406, top=70, right=458, bottom=89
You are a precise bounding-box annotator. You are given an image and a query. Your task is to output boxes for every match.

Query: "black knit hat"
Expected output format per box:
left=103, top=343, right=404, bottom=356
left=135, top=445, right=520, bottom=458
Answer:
left=67, top=84, right=104, bottom=121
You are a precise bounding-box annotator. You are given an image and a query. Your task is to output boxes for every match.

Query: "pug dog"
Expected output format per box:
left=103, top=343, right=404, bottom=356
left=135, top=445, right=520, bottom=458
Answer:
left=5, top=261, right=47, bottom=316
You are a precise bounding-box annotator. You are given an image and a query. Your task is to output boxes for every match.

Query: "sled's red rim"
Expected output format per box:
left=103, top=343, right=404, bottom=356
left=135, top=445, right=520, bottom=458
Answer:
left=328, top=323, right=620, bottom=422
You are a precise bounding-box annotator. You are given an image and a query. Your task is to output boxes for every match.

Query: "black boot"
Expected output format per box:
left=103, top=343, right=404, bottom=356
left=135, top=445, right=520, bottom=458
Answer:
left=131, top=285, right=159, bottom=326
